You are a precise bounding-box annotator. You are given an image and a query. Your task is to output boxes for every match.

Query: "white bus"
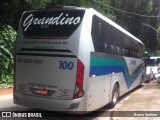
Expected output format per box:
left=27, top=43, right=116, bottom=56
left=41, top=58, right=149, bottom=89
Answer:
left=146, top=57, right=160, bottom=80
left=14, top=6, right=145, bottom=112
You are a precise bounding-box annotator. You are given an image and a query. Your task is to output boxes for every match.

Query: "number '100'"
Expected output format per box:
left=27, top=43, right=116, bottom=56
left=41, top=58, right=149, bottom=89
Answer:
left=59, top=61, right=74, bottom=70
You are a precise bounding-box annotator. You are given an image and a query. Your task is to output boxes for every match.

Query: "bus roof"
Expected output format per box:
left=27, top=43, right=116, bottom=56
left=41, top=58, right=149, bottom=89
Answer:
left=150, top=57, right=160, bottom=59
left=63, top=6, right=144, bottom=46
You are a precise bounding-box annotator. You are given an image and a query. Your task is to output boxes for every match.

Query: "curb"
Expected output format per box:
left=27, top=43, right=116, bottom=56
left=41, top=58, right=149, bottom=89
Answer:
left=0, top=88, right=13, bottom=96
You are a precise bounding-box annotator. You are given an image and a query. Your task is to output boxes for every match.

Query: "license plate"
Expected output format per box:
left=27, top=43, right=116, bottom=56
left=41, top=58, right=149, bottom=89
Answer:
left=35, top=89, right=49, bottom=96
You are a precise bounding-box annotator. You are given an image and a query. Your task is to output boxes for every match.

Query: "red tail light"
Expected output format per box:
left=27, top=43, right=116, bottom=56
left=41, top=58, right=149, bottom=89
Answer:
left=13, top=57, right=16, bottom=90
left=73, top=59, right=84, bottom=99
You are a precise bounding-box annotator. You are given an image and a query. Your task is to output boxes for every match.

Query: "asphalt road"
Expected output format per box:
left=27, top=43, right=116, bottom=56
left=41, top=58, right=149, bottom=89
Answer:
left=0, top=80, right=160, bottom=120
left=112, top=80, right=160, bottom=120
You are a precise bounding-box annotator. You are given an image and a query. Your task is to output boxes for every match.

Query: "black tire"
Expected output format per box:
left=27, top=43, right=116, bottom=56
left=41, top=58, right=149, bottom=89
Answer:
left=109, top=83, right=119, bottom=108
left=139, top=75, right=144, bottom=87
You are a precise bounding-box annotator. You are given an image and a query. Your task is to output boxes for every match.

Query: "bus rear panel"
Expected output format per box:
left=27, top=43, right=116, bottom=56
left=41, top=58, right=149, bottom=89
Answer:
left=14, top=8, right=87, bottom=111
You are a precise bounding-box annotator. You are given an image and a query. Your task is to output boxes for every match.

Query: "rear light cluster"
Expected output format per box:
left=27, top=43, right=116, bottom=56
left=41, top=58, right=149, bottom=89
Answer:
left=13, top=57, right=16, bottom=90
left=73, top=59, right=84, bottom=99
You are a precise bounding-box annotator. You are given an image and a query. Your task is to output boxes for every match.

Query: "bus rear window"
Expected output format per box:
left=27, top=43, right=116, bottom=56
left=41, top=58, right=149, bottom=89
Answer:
left=21, top=9, right=85, bottom=39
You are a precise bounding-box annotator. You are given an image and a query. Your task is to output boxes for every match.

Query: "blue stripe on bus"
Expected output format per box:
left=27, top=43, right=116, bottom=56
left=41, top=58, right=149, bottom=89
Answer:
left=90, top=57, right=143, bottom=88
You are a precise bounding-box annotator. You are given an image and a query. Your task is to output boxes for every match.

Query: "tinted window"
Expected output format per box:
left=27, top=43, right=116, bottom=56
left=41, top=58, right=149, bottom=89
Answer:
left=91, top=15, right=108, bottom=53
left=91, top=15, right=143, bottom=58
left=157, top=58, right=160, bottom=64
left=149, top=59, right=157, bottom=66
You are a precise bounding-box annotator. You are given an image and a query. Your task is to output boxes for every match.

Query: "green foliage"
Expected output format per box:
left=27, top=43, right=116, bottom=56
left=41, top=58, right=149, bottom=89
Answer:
left=47, top=0, right=90, bottom=7
left=0, top=25, right=16, bottom=87
left=158, top=25, right=160, bottom=47
left=153, top=51, right=160, bottom=56
left=144, top=0, right=160, bottom=52
left=111, top=0, right=152, bottom=37
left=0, top=0, right=20, bottom=28
left=25, top=0, right=52, bottom=9
left=89, top=0, right=115, bottom=20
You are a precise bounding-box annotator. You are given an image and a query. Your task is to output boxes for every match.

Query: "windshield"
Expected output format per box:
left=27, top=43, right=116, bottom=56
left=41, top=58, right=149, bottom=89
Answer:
left=21, top=9, right=85, bottom=39
left=149, top=59, right=157, bottom=66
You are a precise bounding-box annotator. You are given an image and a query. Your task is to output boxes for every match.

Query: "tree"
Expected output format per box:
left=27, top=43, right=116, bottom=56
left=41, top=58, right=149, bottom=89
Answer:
left=110, top=0, right=152, bottom=41
left=145, top=0, right=160, bottom=52
left=0, top=25, right=16, bottom=85
left=0, top=0, right=20, bottom=28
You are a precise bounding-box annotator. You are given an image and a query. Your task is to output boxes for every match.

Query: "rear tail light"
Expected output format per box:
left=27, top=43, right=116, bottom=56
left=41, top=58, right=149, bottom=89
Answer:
left=73, top=59, right=84, bottom=99
left=13, top=57, right=16, bottom=90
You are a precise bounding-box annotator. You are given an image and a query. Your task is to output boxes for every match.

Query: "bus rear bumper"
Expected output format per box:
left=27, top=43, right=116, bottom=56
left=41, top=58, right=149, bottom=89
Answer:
left=13, top=92, right=87, bottom=113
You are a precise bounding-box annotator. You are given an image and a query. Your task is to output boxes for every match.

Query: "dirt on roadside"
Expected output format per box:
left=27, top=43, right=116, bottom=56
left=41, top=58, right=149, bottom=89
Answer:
left=0, top=88, right=13, bottom=96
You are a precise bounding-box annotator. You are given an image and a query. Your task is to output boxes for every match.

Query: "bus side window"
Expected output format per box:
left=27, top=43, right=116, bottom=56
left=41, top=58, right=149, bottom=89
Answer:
left=157, top=58, right=160, bottom=65
left=91, top=16, right=105, bottom=53
left=133, top=51, right=135, bottom=57
left=119, top=47, right=122, bottom=55
left=116, top=46, right=120, bottom=55
left=132, top=51, right=134, bottom=57
left=125, top=49, right=128, bottom=56
left=110, top=45, right=114, bottom=54
left=122, top=48, right=125, bottom=56
left=137, top=52, right=140, bottom=57
left=104, top=43, right=109, bottom=52
left=99, top=23, right=102, bottom=37
left=113, top=46, right=119, bottom=55
left=97, top=22, right=105, bottom=52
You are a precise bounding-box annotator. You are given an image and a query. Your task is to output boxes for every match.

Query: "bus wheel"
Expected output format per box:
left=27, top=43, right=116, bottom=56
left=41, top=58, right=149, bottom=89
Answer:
left=140, top=75, right=144, bottom=86
left=109, top=84, right=119, bottom=108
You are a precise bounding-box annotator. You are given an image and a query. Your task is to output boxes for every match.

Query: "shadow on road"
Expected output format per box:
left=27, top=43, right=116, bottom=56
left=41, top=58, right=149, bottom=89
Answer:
left=1, top=82, right=153, bottom=119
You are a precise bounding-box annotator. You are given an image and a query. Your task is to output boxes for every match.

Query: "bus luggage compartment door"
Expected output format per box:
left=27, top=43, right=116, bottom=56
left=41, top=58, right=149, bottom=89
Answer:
left=15, top=55, right=77, bottom=100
